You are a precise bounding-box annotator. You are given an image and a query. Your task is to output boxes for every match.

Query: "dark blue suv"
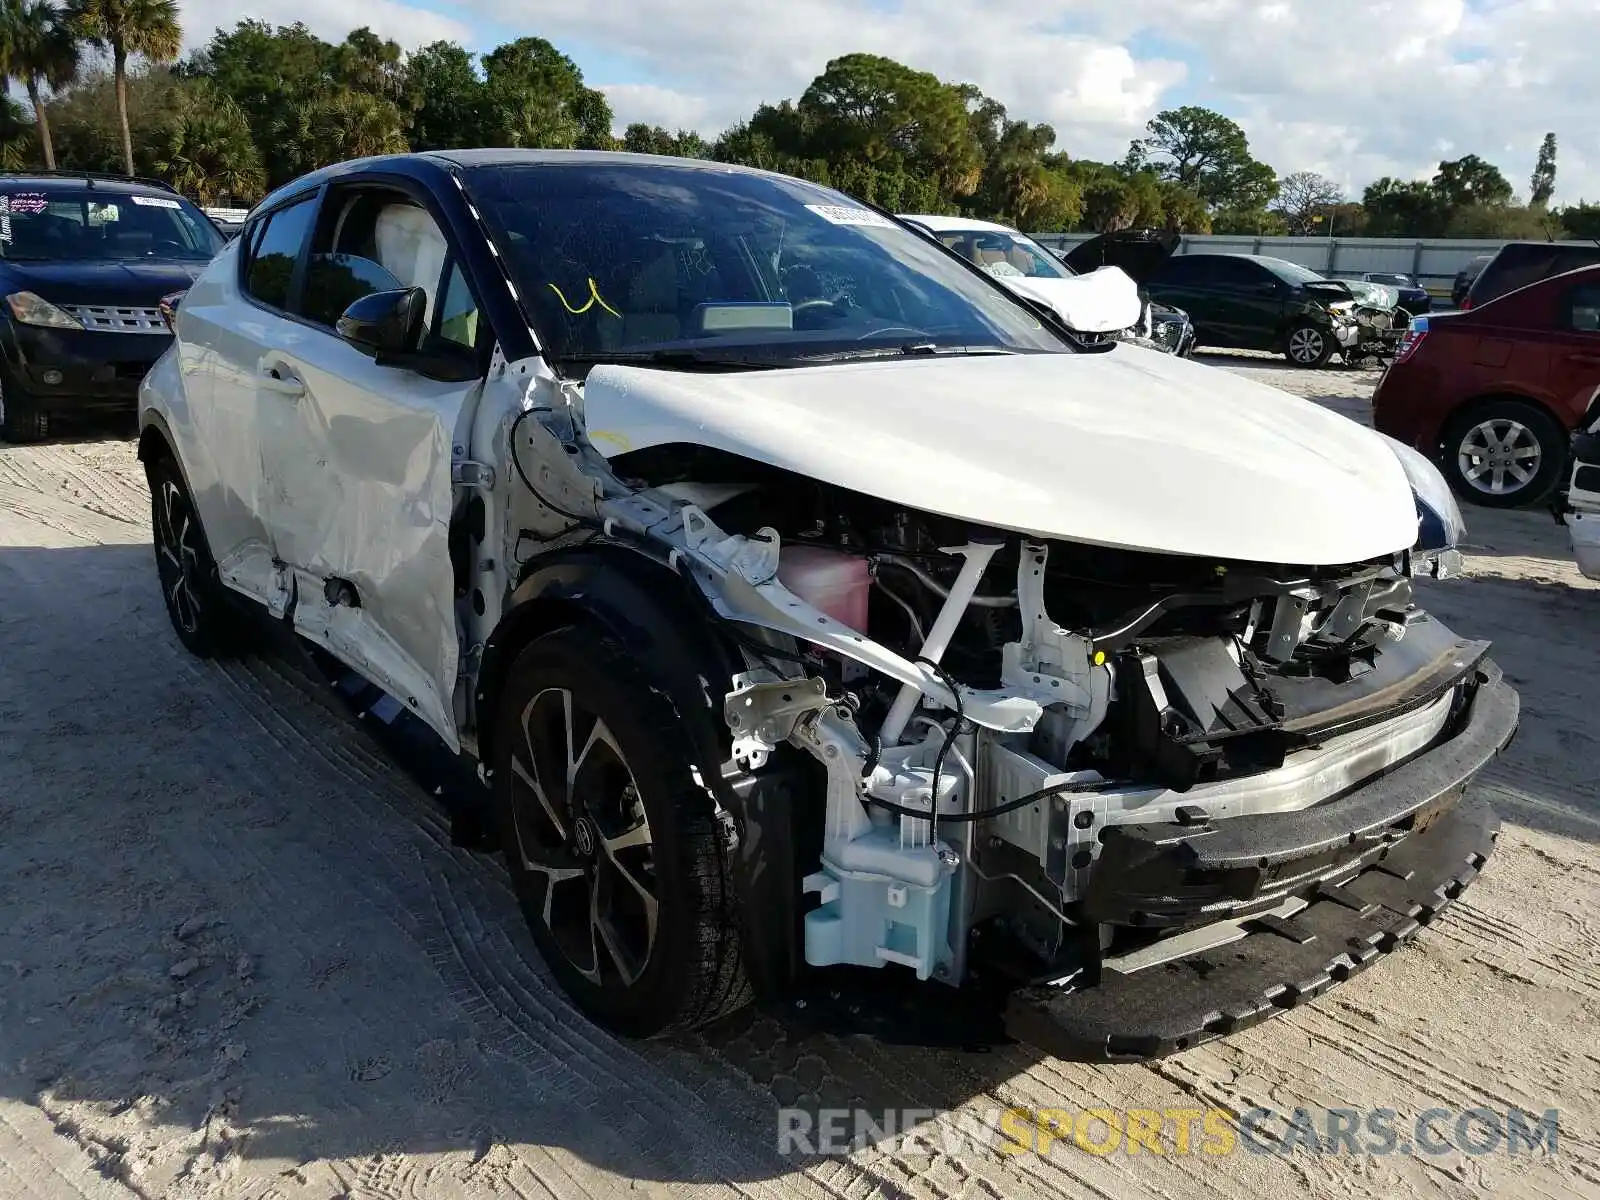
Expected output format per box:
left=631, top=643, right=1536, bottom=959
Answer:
left=0, top=172, right=223, bottom=442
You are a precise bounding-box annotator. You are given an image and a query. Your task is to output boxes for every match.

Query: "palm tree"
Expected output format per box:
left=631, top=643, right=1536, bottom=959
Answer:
left=5, top=0, right=80, bottom=168
left=151, top=84, right=263, bottom=203
left=68, top=0, right=180, bottom=176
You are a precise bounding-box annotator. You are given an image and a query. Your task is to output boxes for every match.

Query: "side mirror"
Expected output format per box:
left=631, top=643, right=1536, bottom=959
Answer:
left=336, top=287, right=426, bottom=358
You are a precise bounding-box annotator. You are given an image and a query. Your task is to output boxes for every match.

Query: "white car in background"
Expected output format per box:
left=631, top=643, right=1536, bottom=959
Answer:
left=900, top=214, right=1195, bottom=355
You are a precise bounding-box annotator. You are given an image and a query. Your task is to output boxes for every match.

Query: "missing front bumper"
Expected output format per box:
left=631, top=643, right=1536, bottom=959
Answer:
left=1002, top=666, right=1517, bottom=1060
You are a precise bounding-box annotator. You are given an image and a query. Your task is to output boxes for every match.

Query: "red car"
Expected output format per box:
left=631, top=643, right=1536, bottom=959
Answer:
left=1373, top=264, right=1600, bottom=507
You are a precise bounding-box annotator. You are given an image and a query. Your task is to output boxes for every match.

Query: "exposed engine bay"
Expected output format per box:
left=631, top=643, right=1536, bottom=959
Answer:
left=502, top=386, right=1495, bottom=1000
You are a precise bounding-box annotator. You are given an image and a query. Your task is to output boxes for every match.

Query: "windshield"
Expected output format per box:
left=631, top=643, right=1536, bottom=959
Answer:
left=1257, top=257, right=1328, bottom=286
left=929, top=226, right=1071, bottom=280
left=463, top=162, right=1066, bottom=367
left=0, top=189, right=223, bottom=262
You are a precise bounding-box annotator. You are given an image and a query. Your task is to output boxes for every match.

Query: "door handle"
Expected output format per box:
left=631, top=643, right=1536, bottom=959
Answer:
left=256, top=359, right=304, bottom=398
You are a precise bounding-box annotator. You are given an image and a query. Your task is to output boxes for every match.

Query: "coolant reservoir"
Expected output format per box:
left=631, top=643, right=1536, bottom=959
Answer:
left=777, top=545, right=870, bottom=631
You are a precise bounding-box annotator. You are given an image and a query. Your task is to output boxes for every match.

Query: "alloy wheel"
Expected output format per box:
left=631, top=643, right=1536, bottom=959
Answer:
left=1288, top=327, right=1325, bottom=364
left=154, top=478, right=204, bottom=635
left=507, top=687, right=659, bottom=987
left=1458, top=418, right=1542, bottom=497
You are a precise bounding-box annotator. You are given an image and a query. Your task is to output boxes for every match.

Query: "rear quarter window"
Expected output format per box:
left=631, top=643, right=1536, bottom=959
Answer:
left=1563, top=283, right=1600, bottom=332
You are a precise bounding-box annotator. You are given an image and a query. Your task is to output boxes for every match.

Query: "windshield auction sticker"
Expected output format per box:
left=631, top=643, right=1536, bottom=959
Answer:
left=131, top=196, right=182, bottom=209
left=805, top=204, right=896, bottom=228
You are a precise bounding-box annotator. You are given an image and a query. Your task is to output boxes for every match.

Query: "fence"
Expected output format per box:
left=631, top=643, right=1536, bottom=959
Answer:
left=1025, top=233, right=1591, bottom=296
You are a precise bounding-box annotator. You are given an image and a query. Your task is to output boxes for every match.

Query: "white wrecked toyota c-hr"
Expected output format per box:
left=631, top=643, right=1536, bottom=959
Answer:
left=137, top=150, right=1517, bottom=1059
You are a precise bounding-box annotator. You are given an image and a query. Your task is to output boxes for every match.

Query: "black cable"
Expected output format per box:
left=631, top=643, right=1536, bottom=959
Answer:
left=915, top=656, right=962, bottom=846
left=864, top=776, right=1107, bottom=824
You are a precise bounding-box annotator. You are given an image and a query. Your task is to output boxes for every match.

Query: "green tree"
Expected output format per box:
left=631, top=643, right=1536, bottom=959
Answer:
left=1445, top=203, right=1555, bottom=240
left=1362, top=176, right=1444, bottom=237
left=1529, top=133, right=1557, bottom=208
left=1560, top=201, right=1600, bottom=239
left=1211, top=205, right=1287, bottom=236
left=799, top=53, right=982, bottom=204
left=403, top=41, right=483, bottom=151
left=1430, top=154, right=1513, bottom=209
left=4, top=0, right=80, bottom=168
left=181, top=21, right=337, bottom=187
left=620, top=123, right=708, bottom=158
left=333, top=27, right=404, bottom=105
left=482, top=37, right=612, bottom=149
left=1271, top=170, right=1343, bottom=236
left=148, top=80, right=263, bottom=201
left=289, top=87, right=406, bottom=167
left=45, top=63, right=180, bottom=174
left=0, top=95, right=37, bottom=169
left=1129, top=106, right=1277, bottom=212
left=69, top=0, right=182, bottom=175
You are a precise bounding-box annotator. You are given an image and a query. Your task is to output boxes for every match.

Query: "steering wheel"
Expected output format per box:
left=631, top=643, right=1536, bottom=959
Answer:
left=791, top=297, right=850, bottom=330
left=856, top=325, right=932, bottom=342
left=147, top=239, right=188, bottom=258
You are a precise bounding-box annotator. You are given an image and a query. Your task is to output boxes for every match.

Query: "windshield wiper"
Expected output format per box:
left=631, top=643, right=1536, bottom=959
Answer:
left=551, top=348, right=785, bottom=371
left=784, top=343, right=1020, bottom=365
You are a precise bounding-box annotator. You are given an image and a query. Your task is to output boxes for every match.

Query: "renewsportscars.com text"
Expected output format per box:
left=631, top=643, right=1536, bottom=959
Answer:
left=777, top=1106, right=1561, bottom=1159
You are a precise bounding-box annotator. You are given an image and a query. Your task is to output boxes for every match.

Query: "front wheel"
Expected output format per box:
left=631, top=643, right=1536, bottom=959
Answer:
left=0, top=371, right=49, bottom=443
left=1443, top=400, right=1568, bottom=508
left=491, top=627, right=749, bottom=1037
left=1285, top=322, right=1334, bottom=367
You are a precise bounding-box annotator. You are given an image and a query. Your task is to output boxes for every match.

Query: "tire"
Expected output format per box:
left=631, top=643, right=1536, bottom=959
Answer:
left=0, top=370, right=49, bottom=443
left=491, top=627, right=749, bottom=1037
left=146, top=454, right=249, bottom=657
left=1284, top=321, right=1334, bottom=368
left=1442, top=400, right=1568, bottom=509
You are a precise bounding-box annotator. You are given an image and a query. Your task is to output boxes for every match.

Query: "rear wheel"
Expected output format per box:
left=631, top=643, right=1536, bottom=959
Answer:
left=0, top=371, right=49, bottom=443
left=146, top=454, right=249, bottom=657
left=491, top=627, right=749, bottom=1037
left=1285, top=322, right=1334, bottom=367
left=1443, top=400, right=1567, bottom=508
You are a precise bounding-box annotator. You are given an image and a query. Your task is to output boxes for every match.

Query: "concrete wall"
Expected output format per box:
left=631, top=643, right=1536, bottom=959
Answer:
left=1025, top=233, right=1583, bottom=296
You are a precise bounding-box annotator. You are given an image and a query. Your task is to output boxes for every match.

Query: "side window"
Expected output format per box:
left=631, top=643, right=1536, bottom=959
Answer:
left=1211, top=259, right=1266, bottom=288
left=303, top=187, right=451, bottom=329
left=433, top=260, right=481, bottom=351
left=1564, top=284, right=1600, bottom=332
left=1153, top=256, right=1200, bottom=285
left=302, top=254, right=404, bottom=327
left=243, top=196, right=317, bottom=311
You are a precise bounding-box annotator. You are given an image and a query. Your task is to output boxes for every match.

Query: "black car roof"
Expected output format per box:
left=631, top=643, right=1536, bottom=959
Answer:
left=248, top=149, right=793, bottom=219
left=0, top=171, right=180, bottom=196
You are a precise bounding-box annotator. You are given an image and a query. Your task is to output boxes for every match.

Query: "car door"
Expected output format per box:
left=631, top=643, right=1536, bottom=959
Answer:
left=1546, top=280, right=1600, bottom=426
left=1212, top=259, right=1287, bottom=349
left=274, top=180, right=491, bottom=749
left=243, top=179, right=488, bottom=749
left=1149, top=257, right=1228, bottom=342
left=199, top=188, right=323, bottom=616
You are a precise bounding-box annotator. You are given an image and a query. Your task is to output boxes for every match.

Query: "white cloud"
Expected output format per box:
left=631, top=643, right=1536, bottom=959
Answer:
left=176, top=0, right=473, bottom=55
left=600, top=85, right=718, bottom=137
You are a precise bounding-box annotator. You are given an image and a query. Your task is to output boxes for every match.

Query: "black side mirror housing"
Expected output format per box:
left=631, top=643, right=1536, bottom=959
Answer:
left=336, top=288, right=427, bottom=358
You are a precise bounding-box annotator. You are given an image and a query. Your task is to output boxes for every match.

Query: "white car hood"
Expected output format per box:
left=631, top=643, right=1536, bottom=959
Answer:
left=581, top=347, right=1418, bottom=565
left=996, top=266, right=1144, bottom=334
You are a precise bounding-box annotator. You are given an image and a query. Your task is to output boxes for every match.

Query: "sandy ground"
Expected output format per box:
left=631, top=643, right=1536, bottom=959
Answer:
left=1, top=356, right=1598, bottom=1200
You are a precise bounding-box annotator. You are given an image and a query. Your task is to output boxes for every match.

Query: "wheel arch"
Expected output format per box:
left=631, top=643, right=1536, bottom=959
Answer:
left=476, top=541, right=743, bottom=776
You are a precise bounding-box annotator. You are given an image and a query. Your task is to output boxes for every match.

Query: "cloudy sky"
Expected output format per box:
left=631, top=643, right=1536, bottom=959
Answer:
left=174, top=0, right=1596, bottom=205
